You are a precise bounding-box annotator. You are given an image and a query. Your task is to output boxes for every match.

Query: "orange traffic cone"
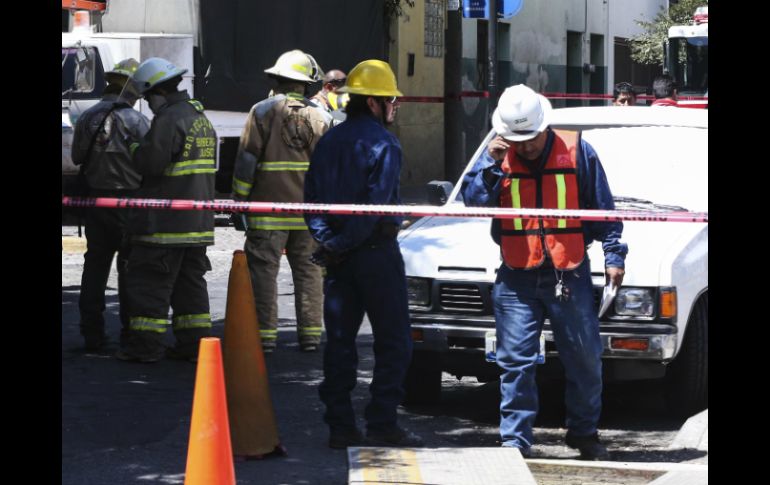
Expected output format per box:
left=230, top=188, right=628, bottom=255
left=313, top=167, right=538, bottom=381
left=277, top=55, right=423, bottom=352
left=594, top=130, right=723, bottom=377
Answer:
left=184, top=338, right=236, bottom=485
left=222, top=250, right=285, bottom=459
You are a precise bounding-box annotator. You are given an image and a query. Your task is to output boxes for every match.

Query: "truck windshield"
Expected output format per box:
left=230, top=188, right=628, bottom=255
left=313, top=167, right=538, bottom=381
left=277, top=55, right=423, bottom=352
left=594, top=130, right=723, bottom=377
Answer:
left=62, top=46, right=106, bottom=100
left=667, top=37, right=708, bottom=96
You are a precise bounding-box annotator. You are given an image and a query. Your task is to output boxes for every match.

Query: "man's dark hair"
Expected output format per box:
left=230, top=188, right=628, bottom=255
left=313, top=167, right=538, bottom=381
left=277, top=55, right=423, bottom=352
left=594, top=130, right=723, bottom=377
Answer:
left=613, top=82, right=635, bottom=100
left=652, top=74, right=676, bottom=99
left=344, top=94, right=371, bottom=118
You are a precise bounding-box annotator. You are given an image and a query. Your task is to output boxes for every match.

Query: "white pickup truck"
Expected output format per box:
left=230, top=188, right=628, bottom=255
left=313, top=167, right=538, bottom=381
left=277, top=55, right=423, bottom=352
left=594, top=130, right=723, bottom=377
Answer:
left=398, top=106, right=708, bottom=417
left=62, top=31, right=248, bottom=198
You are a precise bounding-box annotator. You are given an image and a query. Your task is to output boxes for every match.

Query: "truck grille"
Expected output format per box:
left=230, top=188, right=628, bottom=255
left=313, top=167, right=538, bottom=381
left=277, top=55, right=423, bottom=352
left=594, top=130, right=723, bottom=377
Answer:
left=439, top=283, right=486, bottom=313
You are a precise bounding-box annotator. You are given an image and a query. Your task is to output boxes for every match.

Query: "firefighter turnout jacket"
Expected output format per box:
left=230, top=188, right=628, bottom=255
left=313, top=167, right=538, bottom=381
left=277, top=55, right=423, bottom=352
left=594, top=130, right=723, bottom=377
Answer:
left=129, top=92, right=216, bottom=246
left=232, top=92, right=333, bottom=230
left=71, top=93, right=149, bottom=191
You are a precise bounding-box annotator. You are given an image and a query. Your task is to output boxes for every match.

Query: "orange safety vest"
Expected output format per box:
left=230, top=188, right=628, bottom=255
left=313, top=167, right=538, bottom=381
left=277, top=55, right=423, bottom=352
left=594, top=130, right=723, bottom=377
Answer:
left=499, top=130, right=586, bottom=270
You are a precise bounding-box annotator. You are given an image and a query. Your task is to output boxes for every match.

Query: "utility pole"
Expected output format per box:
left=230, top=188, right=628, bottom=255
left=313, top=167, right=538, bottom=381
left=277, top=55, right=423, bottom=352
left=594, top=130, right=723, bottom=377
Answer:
left=487, top=0, right=497, bottom=130
left=444, top=2, right=463, bottom=182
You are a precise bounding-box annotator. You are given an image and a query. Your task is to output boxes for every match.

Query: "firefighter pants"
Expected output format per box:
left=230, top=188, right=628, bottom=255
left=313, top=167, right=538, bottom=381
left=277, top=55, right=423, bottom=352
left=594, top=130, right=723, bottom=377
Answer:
left=124, top=245, right=212, bottom=355
left=79, top=202, right=132, bottom=344
left=318, top=239, right=412, bottom=433
left=244, top=229, right=323, bottom=348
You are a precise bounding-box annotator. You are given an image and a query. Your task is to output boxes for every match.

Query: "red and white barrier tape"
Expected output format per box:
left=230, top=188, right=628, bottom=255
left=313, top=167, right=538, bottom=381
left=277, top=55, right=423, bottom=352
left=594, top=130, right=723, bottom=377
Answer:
left=396, top=91, right=707, bottom=103
left=62, top=197, right=708, bottom=223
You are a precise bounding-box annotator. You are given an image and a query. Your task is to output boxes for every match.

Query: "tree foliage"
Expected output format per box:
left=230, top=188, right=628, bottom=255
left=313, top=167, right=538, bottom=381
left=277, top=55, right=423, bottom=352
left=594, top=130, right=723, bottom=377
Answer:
left=385, top=0, right=416, bottom=20
left=629, top=0, right=707, bottom=66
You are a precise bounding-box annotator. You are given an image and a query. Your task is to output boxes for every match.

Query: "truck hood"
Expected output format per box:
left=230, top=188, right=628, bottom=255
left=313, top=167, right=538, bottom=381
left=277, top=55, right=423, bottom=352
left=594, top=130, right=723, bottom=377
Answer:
left=399, top=215, right=706, bottom=286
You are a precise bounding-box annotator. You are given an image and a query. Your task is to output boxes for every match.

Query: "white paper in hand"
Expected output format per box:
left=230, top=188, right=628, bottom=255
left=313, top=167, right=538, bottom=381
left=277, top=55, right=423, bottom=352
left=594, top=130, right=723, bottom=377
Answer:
left=598, top=283, right=617, bottom=318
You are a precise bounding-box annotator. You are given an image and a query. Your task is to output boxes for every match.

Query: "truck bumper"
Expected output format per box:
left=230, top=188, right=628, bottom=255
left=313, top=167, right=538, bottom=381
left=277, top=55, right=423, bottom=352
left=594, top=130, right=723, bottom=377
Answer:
left=410, top=322, right=677, bottom=361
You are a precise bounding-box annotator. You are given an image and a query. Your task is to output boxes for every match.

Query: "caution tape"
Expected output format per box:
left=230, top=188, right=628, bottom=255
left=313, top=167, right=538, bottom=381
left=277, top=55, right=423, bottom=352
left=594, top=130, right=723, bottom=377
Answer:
left=397, top=91, right=707, bottom=103
left=62, top=196, right=708, bottom=223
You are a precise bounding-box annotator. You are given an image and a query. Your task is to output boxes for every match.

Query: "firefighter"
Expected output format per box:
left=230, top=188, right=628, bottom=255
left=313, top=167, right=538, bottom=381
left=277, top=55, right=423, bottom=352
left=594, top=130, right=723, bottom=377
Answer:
left=232, top=49, right=334, bottom=353
left=304, top=60, right=423, bottom=448
left=116, top=57, right=217, bottom=363
left=71, top=58, right=150, bottom=351
left=311, top=69, right=349, bottom=112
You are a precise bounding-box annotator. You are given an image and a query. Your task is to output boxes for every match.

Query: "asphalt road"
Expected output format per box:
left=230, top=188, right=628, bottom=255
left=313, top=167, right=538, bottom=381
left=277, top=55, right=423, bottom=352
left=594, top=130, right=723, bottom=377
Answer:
left=62, top=226, right=706, bottom=485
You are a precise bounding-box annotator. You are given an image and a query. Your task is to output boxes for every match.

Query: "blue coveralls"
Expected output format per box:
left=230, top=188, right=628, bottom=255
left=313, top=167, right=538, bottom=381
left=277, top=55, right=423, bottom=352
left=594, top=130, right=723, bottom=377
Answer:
left=461, top=129, right=628, bottom=452
left=304, top=114, right=411, bottom=434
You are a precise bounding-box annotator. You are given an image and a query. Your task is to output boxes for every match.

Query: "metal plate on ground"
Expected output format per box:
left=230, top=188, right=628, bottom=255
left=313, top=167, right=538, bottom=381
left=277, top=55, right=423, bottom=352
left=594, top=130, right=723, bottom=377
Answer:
left=348, top=447, right=537, bottom=485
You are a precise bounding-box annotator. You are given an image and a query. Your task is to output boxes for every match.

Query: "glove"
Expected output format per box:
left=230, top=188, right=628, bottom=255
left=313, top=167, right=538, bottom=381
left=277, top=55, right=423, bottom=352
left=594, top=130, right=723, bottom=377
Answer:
left=310, top=245, right=346, bottom=267
left=231, top=212, right=248, bottom=231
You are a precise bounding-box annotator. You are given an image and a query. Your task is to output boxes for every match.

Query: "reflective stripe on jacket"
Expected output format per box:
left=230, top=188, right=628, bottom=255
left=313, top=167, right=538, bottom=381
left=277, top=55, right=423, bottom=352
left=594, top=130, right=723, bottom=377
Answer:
left=129, top=92, right=216, bottom=246
left=499, top=130, right=585, bottom=270
left=232, top=91, right=333, bottom=230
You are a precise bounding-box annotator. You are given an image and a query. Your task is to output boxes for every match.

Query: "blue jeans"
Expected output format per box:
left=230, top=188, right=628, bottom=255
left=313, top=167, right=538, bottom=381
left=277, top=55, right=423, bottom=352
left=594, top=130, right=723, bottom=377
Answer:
left=493, top=259, right=603, bottom=450
left=318, top=240, right=412, bottom=433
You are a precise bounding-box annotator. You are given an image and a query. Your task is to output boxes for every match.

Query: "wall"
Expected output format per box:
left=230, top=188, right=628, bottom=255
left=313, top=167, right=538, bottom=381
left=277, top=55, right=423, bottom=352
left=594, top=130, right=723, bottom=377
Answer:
left=389, top=0, right=446, bottom=187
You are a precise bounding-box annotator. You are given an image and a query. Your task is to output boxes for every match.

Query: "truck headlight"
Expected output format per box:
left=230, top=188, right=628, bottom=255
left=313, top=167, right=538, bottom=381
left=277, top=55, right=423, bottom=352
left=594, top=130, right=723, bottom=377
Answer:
left=614, top=288, right=654, bottom=317
left=407, top=277, right=431, bottom=307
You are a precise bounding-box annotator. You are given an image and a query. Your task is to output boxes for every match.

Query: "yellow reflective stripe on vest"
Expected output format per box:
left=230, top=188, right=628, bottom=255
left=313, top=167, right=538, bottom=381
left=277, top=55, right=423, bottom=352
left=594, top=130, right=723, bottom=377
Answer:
left=329, top=92, right=339, bottom=111
left=232, top=177, right=253, bottom=198
left=133, top=231, right=215, bottom=245
left=257, top=161, right=310, bottom=172
left=164, top=159, right=216, bottom=176
left=247, top=216, right=308, bottom=230
left=172, top=313, right=212, bottom=330
left=287, top=92, right=305, bottom=100
left=130, top=316, right=169, bottom=333
left=130, top=142, right=140, bottom=155
left=510, top=178, right=523, bottom=231
left=555, top=174, right=567, bottom=229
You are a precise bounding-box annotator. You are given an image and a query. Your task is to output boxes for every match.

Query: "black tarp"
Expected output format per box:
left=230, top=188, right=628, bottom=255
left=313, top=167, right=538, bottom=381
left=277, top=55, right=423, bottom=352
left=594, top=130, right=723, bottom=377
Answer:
left=198, top=0, right=385, bottom=111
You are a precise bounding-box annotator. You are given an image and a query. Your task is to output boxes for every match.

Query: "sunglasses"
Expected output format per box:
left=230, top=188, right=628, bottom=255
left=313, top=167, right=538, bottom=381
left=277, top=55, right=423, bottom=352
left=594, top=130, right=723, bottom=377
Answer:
left=329, top=78, right=346, bottom=86
left=383, top=96, right=399, bottom=104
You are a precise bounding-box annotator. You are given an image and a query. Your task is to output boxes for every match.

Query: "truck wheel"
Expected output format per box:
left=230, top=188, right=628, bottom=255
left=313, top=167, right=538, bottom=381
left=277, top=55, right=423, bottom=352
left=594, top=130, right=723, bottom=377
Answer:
left=664, top=293, right=708, bottom=418
left=403, top=351, right=442, bottom=405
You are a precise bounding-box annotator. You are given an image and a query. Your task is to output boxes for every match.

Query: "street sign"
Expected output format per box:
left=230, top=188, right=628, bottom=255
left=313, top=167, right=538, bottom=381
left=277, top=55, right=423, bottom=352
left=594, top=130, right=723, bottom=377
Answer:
left=463, top=0, right=524, bottom=19
left=499, top=0, right=523, bottom=19
left=462, top=0, right=487, bottom=18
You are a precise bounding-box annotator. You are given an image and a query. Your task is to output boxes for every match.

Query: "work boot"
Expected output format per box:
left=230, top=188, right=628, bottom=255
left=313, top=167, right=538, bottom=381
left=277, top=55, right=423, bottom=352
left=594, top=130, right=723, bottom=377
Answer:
left=261, top=340, right=276, bottom=353
left=115, top=333, right=165, bottom=363
left=165, top=347, right=198, bottom=363
left=83, top=333, right=108, bottom=351
left=366, top=427, right=424, bottom=447
left=300, top=342, right=319, bottom=352
left=328, top=427, right=365, bottom=449
left=565, top=432, right=610, bottom=461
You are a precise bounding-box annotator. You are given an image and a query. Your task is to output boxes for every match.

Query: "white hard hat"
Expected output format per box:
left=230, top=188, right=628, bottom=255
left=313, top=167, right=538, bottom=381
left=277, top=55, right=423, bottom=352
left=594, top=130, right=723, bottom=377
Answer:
left=264, top=50, right=316, bottom=83
left=492, top=84, right=552, bottom=141
left=132, top=57, right=187, bottom=94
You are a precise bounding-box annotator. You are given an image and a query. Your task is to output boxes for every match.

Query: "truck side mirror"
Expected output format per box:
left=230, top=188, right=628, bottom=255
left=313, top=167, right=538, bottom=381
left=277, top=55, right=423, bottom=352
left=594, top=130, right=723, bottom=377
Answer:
left=426, top=181, right=454, bottom=206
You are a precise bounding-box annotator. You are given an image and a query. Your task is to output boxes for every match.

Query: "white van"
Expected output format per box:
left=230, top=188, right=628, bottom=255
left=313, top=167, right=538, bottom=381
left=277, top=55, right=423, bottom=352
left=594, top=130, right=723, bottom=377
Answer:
left=398, top=106, right=708, bottom=417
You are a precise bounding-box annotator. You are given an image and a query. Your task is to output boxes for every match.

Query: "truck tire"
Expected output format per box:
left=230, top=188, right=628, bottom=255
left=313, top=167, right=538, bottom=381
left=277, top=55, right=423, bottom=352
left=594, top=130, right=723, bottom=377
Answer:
left=403, top=351, right=442, bottom=405
left=664, top=293, right=708, bottom=417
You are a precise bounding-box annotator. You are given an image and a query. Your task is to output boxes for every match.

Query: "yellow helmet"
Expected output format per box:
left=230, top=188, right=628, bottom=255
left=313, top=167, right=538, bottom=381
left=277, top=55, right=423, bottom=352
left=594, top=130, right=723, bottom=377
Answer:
left=337, top=59, right=403, bottom=97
